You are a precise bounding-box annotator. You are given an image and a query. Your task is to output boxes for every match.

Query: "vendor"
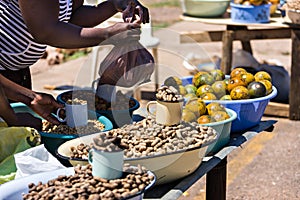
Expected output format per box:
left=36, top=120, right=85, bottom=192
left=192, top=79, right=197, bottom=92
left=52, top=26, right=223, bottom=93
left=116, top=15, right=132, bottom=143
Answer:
left=0, top=0, right=149, bottom=90
left=0, top=74, right=63, bottom=130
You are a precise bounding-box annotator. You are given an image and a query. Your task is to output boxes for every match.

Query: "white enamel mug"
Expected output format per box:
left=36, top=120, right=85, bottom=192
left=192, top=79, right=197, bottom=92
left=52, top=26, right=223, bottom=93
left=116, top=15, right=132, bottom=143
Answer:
left=146, top=99, right=184, bottom=126
left=88, top=148, right=124, bottom=180
left=56, top=103, right=88, bottom=127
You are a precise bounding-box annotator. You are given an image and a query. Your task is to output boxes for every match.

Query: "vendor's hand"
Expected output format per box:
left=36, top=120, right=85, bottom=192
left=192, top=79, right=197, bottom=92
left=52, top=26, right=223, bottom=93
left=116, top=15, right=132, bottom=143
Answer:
left=103, top=20, right=141, bottom=45
left=15, top=113, right=42, bottom=131
left=29, top=93, right=64, bottom=125
left=109, top=0, right=149, bottom=24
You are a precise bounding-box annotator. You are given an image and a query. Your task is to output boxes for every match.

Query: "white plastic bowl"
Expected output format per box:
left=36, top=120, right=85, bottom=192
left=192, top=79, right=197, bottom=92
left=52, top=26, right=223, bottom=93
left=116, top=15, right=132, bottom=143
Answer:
left=181, top=0, right=230, bottom=17
left=56, top=131, right=217, bottom=185
left=0, top=167, right=156, bottom=200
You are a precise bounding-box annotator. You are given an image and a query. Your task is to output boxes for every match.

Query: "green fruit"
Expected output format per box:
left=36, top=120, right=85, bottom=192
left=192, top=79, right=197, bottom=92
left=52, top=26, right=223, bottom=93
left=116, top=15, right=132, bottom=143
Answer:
left=254, top=71, right=272, bottom=82
left=223, top=78, right=230, bottom=91
left=230, top=67, right=247, bottom=78
left=192, top=71, right=208, bottom=88
left=248, top=81, right=267, bottom=98
left=164, top=76, right=182, bottom=91
left=184, top=93, right=197, bottom=101
left=185, top=84, right=197, bottom=94
left=179, top=85, right=187, bottom=96
left=212, top=81, right=227, bottom=99
left=185, top=97, right=200, bottom=114
left=209, top=69, right=225, bottom=81
left=227, top=77, right=247, bottom=92
left=197, top=99, right=207, bottom=116
left=211, top=111, right=230, bottom=122
left=206, top=102, right=226, bottom=115
left=220, top=95, right=232, bottom=100
left=259, top=80, right=273, bottom=95
left=196, top=85, right=214, bottom=97
left=182, top=109, right=197, bottom=122
left=193, top=72, right=215, bottom=87
left=199, top=93, right=217, bottom=101
left=197, top=115, right=215, bottom=124
left=241, top=72, right=255, bottom=85
left=230, top=86, right=250, bottom=100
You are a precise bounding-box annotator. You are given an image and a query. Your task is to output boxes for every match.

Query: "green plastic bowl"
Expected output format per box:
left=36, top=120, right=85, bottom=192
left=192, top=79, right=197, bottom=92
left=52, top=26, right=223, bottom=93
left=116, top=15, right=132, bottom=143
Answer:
left=181, top=0, right=230, bottom=17
left=202, top=108, right=237, bottom=155
left=11, top=103, right=113, bottom=166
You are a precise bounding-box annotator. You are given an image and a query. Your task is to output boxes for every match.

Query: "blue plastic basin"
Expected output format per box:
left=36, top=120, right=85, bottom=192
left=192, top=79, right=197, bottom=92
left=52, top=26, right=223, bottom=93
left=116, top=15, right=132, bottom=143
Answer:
left=230, top=3, right=271, bottom=23
left=181, top=76, right=277, bottom=133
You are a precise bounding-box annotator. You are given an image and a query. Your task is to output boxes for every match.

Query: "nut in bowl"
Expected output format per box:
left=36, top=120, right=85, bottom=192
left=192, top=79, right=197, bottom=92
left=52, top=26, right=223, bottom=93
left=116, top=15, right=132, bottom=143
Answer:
left=57, top=117, right=218, bottom=184
left=56, top=89, right=140, bottom=128
left=0, top=164, right=156, bottom=200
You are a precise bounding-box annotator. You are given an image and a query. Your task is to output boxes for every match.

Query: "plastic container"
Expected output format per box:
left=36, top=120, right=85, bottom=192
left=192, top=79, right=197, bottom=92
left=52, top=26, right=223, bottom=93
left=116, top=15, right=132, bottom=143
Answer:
left=181, top=76, right=277, bottom=133
left=56, top=90, right=140, bottom=128
left=0, top=167, right=156, bottom=200
left=230, top=3, right=271, bottom=23
left=203, top=108, right=237, bottom=154
left=181, top=0, right=230, bottom=17
left=56, top=131, right=218, bottom=184
left=39, top=113, right=113, bottom=165
left=11, top=102, right=113, bottom=166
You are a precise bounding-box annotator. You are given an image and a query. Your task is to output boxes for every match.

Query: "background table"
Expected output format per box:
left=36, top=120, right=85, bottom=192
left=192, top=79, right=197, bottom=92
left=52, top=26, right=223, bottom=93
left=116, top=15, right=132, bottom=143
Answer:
left=144, top=120, right=276, bottom=200
left=179, top=16, right=300, bottom=120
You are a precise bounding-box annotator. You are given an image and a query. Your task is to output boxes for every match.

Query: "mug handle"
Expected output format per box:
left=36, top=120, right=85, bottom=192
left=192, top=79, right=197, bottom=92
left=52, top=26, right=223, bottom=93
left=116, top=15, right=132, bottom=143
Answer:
left=91, top=78, right=99, bottom=92
left=88, top=149, right=93, bottom=164
left=54, top=108, right=66, bottom=123
left=146, top=101, right=157, bottom=118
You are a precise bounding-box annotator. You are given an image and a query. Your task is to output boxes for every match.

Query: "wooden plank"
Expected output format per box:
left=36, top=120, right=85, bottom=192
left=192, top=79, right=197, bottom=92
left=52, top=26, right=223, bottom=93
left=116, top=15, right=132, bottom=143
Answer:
left=180, top=31, right=223, bottom=43
left=180, top=28, right=291, bottom=44
left=289, top=29, right=300, bottom=120
left=264, top=102, right=289, bottom=118
left=221, top=30, right=234, bottom=74
left=180, top=15, right=291, bottom=28
left=206, top=157, right=227, bottom=200
left=233, top=28, right=291, bottom=41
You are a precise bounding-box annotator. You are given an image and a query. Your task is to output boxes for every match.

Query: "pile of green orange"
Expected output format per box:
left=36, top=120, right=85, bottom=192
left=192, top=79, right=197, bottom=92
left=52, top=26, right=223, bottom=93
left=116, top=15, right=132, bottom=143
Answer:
left=185, top=68, right=273, bottom=101
left=182, top=100, right=230, bottom=124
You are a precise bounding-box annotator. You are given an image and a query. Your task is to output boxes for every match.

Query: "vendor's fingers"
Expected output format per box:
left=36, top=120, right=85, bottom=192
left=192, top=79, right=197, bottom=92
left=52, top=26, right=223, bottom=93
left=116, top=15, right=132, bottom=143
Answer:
left=135, top=5, right=149, bottom=24
left=127, top=22, right=141, bottom=30
left=43, top=114, right=61, bottom=125
left=122, top=4, right=134, bottom=22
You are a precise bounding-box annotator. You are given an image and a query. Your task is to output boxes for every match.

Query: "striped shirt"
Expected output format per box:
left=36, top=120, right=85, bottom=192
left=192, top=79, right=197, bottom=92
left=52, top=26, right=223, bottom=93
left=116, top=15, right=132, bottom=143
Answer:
left=0, top=0, right=73, bottom=70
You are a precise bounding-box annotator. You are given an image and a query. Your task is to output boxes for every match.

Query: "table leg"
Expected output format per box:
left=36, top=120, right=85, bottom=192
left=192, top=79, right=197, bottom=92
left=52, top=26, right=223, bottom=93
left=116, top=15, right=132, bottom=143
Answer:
left=206, top=157, right=227, bottom=200
left=221, top=31, right=234, bottom=74
left=227, top=25, right=253, bottom=55
left=289, top=29, right=300, bottom=120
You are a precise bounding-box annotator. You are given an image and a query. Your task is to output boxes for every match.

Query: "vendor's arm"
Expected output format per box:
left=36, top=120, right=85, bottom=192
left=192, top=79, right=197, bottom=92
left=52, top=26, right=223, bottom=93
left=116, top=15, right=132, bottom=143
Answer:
left=0, top=75, right=63, bottom=125
left=0, top=82, right=42, bottom=129
left=18, top=0, right=144, bottom=48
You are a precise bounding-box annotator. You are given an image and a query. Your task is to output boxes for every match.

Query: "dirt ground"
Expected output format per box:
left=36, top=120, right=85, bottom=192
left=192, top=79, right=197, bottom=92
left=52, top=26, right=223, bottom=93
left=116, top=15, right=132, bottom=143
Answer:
left=142, top=0, right=182, bottom=25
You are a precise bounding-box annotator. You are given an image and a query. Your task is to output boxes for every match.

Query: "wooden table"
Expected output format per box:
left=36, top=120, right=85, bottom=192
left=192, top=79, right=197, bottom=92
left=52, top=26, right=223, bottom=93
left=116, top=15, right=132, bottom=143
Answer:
left=144, top=120, right=276, bottom=200
left=179, top=16, right=300, bottom=120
